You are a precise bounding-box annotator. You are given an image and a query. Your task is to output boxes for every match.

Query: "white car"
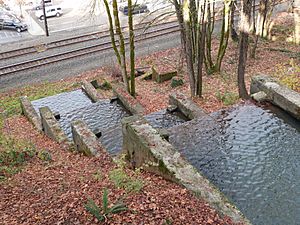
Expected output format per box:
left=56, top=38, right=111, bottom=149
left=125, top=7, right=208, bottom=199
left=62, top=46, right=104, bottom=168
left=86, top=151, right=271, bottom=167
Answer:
left=35, top=6, right=62, bottom=20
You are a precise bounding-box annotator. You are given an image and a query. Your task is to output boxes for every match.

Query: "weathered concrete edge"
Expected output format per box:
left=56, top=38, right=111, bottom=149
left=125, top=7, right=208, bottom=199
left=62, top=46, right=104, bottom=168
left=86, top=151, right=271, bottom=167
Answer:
left=111, top=82, right=144, bottom=115
left=81, top=80, right=102, bottom=102
left=71, top=120, right=105, bottom=157
left=169, top=92, right=207, bottom=120
left=19, top=96, right=43, bottom=131
left=39, top=106, right=73, bottom=149
left=250, top=74, right=300, bottom=120
left=122, top=116, right=252, bottom=225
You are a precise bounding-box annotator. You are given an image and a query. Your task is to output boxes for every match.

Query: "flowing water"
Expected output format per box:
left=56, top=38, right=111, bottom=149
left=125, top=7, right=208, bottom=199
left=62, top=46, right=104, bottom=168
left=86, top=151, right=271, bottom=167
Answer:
left=31, top=90, right=187, bottom=155
left=31, top=91, right=300, bottom=224
left=169, top=102, right=300, bottom=225
left=145, top=109, right=188, bottom=129
left=31, top=90, right=93, bottom=116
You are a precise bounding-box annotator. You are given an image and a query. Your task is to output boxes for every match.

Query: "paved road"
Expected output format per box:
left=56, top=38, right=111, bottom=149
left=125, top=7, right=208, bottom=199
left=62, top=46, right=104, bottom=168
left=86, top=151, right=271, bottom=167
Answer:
left=0, top=29, right=31, bottom=44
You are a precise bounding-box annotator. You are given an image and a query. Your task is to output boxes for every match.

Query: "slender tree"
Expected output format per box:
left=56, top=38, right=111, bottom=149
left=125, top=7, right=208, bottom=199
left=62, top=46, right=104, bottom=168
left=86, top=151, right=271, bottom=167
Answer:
left=203, top=0, right=234, bottom=74
left=102, top=0, right=137, bottom=95
left=128, top=0, right=135, bottom=96
left=173, top=0, right=208, bottom=97
left=230, top=0, right=239, bottom=41
left=294, top=0, right=300, bottom=44
left=237, top=0, right=252, bottom=99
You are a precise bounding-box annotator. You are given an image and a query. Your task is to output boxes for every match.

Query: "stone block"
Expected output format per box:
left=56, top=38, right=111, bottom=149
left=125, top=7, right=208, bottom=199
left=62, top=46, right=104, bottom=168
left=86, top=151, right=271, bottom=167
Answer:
left=39, top=106, right=72, bottom=148
left=71, top=120, right=104, bottom=156
left=251, top=91, right=270, bottom=103
left=251, top=74, right=300, bottom=120
left=19, top=96, right=42, bottom=131
left=152, top=67, right=177, bottom=83
left=111, top=82, right=144, bottom=115
left=81, top=80, right=102, bottom=102
left=169, top=92, right=207, bottom=120
left=121, top=116, right=251, bottom=225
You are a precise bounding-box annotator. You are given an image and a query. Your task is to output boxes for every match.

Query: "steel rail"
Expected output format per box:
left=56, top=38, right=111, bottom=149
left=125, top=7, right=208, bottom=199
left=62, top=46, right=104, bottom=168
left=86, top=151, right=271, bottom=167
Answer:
left=0, top=25, right=180, bottom=76
left=0, top=19, right=178, bottom=60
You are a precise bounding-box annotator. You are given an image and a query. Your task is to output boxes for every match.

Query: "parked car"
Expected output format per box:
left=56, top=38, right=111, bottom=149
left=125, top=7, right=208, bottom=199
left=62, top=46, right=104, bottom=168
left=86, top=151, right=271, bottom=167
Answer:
left=119, top=4, right=149, bottom=15
left=33, top=0, right=53, bottom=10
left=35, top=6, right=63, bottom=20
left=0, top=18, right=28, bottom=32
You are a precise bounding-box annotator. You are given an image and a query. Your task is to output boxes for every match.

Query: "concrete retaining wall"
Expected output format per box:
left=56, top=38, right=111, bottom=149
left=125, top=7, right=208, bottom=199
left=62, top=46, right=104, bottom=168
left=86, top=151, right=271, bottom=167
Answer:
left=122, top=116, right=251, bottom=225
left=152, top=67, right=177, bottom=83
left=111, top=82, right=144, bottom=115
left=39, top=106, right=72, bottom=148
left=251, top=75, right=300, bottom=120
left=19, top=96, right=43, bottom=131
left=169, top=92, right=207, bottom=120
left=71, top=120, right=104, bottom=156
left=81, top=80, right=103, bottom=102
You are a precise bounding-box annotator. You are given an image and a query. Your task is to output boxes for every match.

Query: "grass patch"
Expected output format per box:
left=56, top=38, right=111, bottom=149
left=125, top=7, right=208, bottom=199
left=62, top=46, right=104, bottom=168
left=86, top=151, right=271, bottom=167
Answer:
left=215, top=90, right=239, bottom=106
left=0, top=135, right=36, bottom=180
left=109, top=168, right=143, bottom=193
left=273, top=59, right=300, bottom=92
left=0, top=81, right=79, bottom=117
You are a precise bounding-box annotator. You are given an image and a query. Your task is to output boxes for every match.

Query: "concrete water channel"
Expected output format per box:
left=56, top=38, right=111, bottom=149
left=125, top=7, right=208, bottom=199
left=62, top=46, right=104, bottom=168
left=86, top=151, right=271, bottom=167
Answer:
left=31, top=89, right=187, bottom=154
left=30, top=88, right=300, bottom=225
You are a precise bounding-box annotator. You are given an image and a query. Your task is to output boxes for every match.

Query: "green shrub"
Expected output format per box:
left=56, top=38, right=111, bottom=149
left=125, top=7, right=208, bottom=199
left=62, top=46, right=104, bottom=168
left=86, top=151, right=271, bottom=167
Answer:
left=100, top=80, right=112, bottom=90
left=0, top=136, right=36, bottom=179
left=171, top=77, right=184, bottom=88
left=85, top=188, right=127, bottom=222
left=216, top=91, right=239, bottom=106
left=37, top=149, right=52, bottom=162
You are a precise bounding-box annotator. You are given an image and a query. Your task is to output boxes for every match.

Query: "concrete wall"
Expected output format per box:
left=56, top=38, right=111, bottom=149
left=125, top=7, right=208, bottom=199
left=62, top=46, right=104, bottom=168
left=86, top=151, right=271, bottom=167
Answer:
left=39, top=106, right=72, bottom=148
left=111, top=82, right=144, bottom=115
left=20, top=96, right=43, bottom=131
left=169, top=92, right=207, bottom=120
left=251, top=74, right=300, bottom=120
left=122, top=116, right=251, bottom=225
left=71, top=120, right=105, bottom=157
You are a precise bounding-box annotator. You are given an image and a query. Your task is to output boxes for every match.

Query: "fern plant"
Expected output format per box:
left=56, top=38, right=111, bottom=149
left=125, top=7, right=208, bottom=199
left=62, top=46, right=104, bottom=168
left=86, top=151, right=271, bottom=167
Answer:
left=85, top=188, right=127, bottom=222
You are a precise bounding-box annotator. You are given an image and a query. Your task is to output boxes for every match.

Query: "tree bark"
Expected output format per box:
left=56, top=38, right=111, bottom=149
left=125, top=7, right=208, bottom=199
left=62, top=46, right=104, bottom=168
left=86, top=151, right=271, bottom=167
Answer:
left=128, top=0, right=135, bottom=96
left=103, top=0, right=121, bottom=65
left=230, top=0, right=239, bottom=41
left=112, top=0, right=129, bottom=92
left=237, top=0, right=252, bottom=99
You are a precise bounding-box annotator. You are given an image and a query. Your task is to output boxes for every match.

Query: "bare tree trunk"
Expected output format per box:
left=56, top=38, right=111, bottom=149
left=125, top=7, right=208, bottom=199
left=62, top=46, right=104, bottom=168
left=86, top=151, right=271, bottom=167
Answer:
left=205, top=0, right=215, bottom=72
left=128, top=0, right=135, bottom=96
left=196, top=1, right=207, bottom=96
left=173, top=0, right=187, bottom=51
left=103, top=0, right=121, bottom=65
left=112, top=0, right=129, bottom=92
left=230, top=0, right=239, bottom=41
left=294, top=1, right=300, bottom=44
left=251, top=0, right=258, bottom=58
left=237, top=0, right=252, bottom=99
left=215, top=0, right=231, bottom=72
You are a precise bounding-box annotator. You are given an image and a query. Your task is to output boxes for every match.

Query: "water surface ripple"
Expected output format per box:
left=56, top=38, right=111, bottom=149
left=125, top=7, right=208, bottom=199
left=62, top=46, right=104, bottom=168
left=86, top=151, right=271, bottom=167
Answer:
left=169, top=103, right=300, bottom=225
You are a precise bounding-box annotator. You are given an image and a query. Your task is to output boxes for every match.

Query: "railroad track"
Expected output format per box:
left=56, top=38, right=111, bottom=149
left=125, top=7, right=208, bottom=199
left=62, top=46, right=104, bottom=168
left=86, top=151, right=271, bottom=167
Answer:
left=0, top=24, right=180, bottom=77
left=0, top=19, right=178, bottom=60
left=0, top=1, right=286, bottom=77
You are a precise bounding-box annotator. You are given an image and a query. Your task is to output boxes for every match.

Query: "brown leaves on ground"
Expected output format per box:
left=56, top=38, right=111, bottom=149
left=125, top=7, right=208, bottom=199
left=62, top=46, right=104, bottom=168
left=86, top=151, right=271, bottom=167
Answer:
left=0, top=116, right=234, bottom=225
left=1, top=12, right=298, bottom=225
